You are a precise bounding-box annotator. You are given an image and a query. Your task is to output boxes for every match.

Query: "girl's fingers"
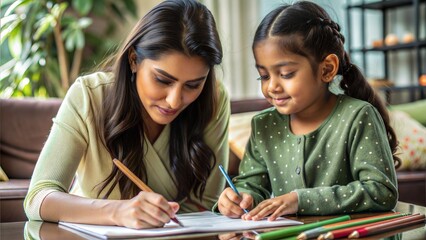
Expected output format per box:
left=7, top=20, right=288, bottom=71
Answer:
left=268, top=203, right=287, bottom=221
left=239, top=193, right=253, bottom=209
left=252, top=203, right=274, bottom=220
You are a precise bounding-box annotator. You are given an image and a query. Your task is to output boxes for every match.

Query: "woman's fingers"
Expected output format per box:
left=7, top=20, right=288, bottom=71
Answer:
left=133, top=192, right=177, bottom=225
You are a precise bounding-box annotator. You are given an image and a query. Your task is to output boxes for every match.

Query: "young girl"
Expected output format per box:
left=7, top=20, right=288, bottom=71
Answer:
left=24, top=0, right=229, bottom=229
left=217, top=1, right=400, bottom=221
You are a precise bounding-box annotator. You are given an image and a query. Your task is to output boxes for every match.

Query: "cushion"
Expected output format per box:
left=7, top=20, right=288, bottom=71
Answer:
left=0, top=167, right=9, bottom=181
left=389, top=99, right=426, bottom=126
left=229, top=111, right=258, bottom=160
left=390, top=110, right=426, bottom=170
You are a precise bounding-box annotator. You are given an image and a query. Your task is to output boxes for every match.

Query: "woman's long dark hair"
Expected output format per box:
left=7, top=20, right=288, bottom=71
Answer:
left=96, top=0, right=223, bottom=201
left=253, top=1, right=400, bottom=168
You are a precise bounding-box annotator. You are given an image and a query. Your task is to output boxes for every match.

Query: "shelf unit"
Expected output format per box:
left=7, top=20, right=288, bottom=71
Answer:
left=345, top=0, right=426, bottom=103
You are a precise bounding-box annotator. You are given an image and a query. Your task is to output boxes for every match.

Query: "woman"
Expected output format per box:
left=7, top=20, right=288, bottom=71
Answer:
left=24, top=0, right=229, bottom=229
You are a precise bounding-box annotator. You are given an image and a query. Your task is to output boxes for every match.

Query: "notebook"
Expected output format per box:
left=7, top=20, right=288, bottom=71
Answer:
left=59, top=211, right=303, bottom=239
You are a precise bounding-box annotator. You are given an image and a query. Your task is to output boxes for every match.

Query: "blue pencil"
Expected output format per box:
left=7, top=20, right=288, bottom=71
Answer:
left=218, top=164, right=249, bottom=214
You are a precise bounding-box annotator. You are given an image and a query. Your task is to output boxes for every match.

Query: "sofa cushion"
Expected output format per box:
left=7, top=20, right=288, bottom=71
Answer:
left=389, top=99, right=426, bottom=126
left=0, top=98, right=62, bottom=179
left=390, top=110, right=426, bottom=170
left=0, top=166, right=9, bottom=181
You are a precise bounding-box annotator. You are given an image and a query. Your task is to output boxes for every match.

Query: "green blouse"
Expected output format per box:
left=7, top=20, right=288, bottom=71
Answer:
left=234, top=94, right=398, bottom=215
left=24, top=72, right=230, bottom=220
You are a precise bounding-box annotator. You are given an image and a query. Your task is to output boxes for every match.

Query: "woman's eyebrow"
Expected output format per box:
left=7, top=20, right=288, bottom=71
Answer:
left=154, top=68, right=207, bottom=82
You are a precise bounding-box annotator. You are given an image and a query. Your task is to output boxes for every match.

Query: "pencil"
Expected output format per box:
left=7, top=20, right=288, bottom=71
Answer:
left=255, top=215, right=350, bottom=240
left=112, top=158, right=184, bottom=227
left=296, top=212, right=407, bottom=240
left=348, top=214, right=425, bottom=238
left=218, top=164, right=249, bottom=214
left=322, top=213, right=420, bottom=239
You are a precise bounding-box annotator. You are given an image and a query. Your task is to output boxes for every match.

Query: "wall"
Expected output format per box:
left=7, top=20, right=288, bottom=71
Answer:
left=127, top=0, right=424, bottom=101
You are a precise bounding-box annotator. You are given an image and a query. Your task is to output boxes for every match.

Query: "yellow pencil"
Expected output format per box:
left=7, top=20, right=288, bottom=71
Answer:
left=113, top=158, right=184, bottom=227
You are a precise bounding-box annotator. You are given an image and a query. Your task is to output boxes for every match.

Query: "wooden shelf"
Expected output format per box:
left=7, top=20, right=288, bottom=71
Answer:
left=350, top=40, right=426, bottom=52
left=347, top=0, right=426, bottom=10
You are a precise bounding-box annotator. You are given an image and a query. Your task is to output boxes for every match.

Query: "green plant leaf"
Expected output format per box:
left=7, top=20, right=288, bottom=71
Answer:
left=0, top=14, right=18, bottom=28
left=4, top=0, right=31, bottom=17
left=34, top=14, right=55, bottom=40
left=123, top=0, right=137, bottom=18
left=75, top=29, right=85, bottom=49
left=110, top=3, right=124, bottom=21
left=50, top=2, right=68, bottom=19
left=65, top=30, right=76, bottom=51
left=72, top=0, right=93, bottom=16
left=0, top=16, right=20, bottom=44
left=78, top=17, right=92, bottom=29
left=7, top=22, right=23, bottom=58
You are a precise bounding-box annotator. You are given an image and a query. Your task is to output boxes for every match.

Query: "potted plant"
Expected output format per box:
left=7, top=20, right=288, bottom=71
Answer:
left=0, top=0, right=137, bottom=97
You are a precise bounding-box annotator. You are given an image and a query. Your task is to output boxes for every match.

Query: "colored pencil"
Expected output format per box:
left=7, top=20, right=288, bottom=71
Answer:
left=112, top=158, right=184, bottom=227
left=296, top=212, right=407, bottom=240
left=322, top=214, right=420, bottom=239
left=254, top=215, right=351, bottom=240
left=348, top=214, right=425, bottom=238
left=219, top=164, right=249, bottom=214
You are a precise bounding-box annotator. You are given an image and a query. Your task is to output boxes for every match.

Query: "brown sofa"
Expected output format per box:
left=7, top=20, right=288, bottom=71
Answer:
left=0, top=98, right=62, bottom=222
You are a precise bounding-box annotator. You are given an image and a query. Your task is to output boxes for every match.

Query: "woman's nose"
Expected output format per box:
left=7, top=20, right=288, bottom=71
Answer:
left=166, top=86, right=183, bottom=109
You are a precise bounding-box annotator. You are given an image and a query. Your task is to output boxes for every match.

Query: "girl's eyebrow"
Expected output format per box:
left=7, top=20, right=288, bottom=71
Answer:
left=154, top=68, right=207, bottom=82
left=256, top=61, right=298, bottom=69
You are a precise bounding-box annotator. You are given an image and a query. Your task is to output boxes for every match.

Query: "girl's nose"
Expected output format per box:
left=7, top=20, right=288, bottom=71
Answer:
left=267, top=76, right=282, bottom=93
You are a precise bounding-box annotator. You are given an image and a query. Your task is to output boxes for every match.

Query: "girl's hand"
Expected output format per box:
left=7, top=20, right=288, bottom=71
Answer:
left=218, top=187, right=253, bottom=218
left=242, top=192, right=298, bottom=221
left=113, top=191, right=179, bottom=229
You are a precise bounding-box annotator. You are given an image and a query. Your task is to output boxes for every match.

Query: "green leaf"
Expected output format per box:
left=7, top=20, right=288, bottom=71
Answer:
left=123, top=0, right=137, bottom=18
left=4, top=0, right=31, bottom=17
left=34, top=15, right=55, bottom=40
left=91, top=0, right=106, bottom=16
left=77, top=17, right=92, bottom=29
left=7, top=22, right=23, bottom=58
left=0, top=17, right=20, bottom=44
left=50, top=2, right=68, bottom=19
left=75, top=29, right=85, bottom=49
left=65, top=31, right=76, bottom=51
left=0, top=14, right=18, bottom=28
left=72, top=0, right=93, bottom=16
left=110, top=3, right=124, bottom=21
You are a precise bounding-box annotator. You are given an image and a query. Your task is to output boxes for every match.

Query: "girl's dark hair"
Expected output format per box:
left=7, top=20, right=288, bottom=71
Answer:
left=253, top=1, right=400, bottom=168
left=96, top=0, right=223, bottom=201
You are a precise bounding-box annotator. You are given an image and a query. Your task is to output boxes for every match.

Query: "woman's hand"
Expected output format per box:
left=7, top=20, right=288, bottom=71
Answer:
left=113, top=191, right=179, bottom=229
left=242, top=192, right=298, bottom=221
left=218, top=187, right=253, bottom=218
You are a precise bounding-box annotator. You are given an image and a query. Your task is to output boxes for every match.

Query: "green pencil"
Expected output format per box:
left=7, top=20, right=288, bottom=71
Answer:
left=255, top=215, right=350, bottom=240
left=297, top=213, right=408, bottom=240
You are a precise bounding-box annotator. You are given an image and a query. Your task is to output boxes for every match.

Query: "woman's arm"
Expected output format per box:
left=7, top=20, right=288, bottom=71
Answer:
left=41, top=191, right=178, bottom=228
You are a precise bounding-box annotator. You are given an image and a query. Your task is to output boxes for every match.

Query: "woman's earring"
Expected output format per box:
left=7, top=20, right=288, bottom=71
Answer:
left=131, top=73, right=135, bottom=83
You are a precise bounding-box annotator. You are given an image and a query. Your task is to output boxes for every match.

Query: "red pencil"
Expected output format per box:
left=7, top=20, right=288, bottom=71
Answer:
left=322, top=214, right=420, bottom=239
left=347, top=214, right=425, bottom=238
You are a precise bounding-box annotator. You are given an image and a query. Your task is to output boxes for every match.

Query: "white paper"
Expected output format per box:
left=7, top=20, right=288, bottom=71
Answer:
left=59, top=211, right=302, bottom=239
